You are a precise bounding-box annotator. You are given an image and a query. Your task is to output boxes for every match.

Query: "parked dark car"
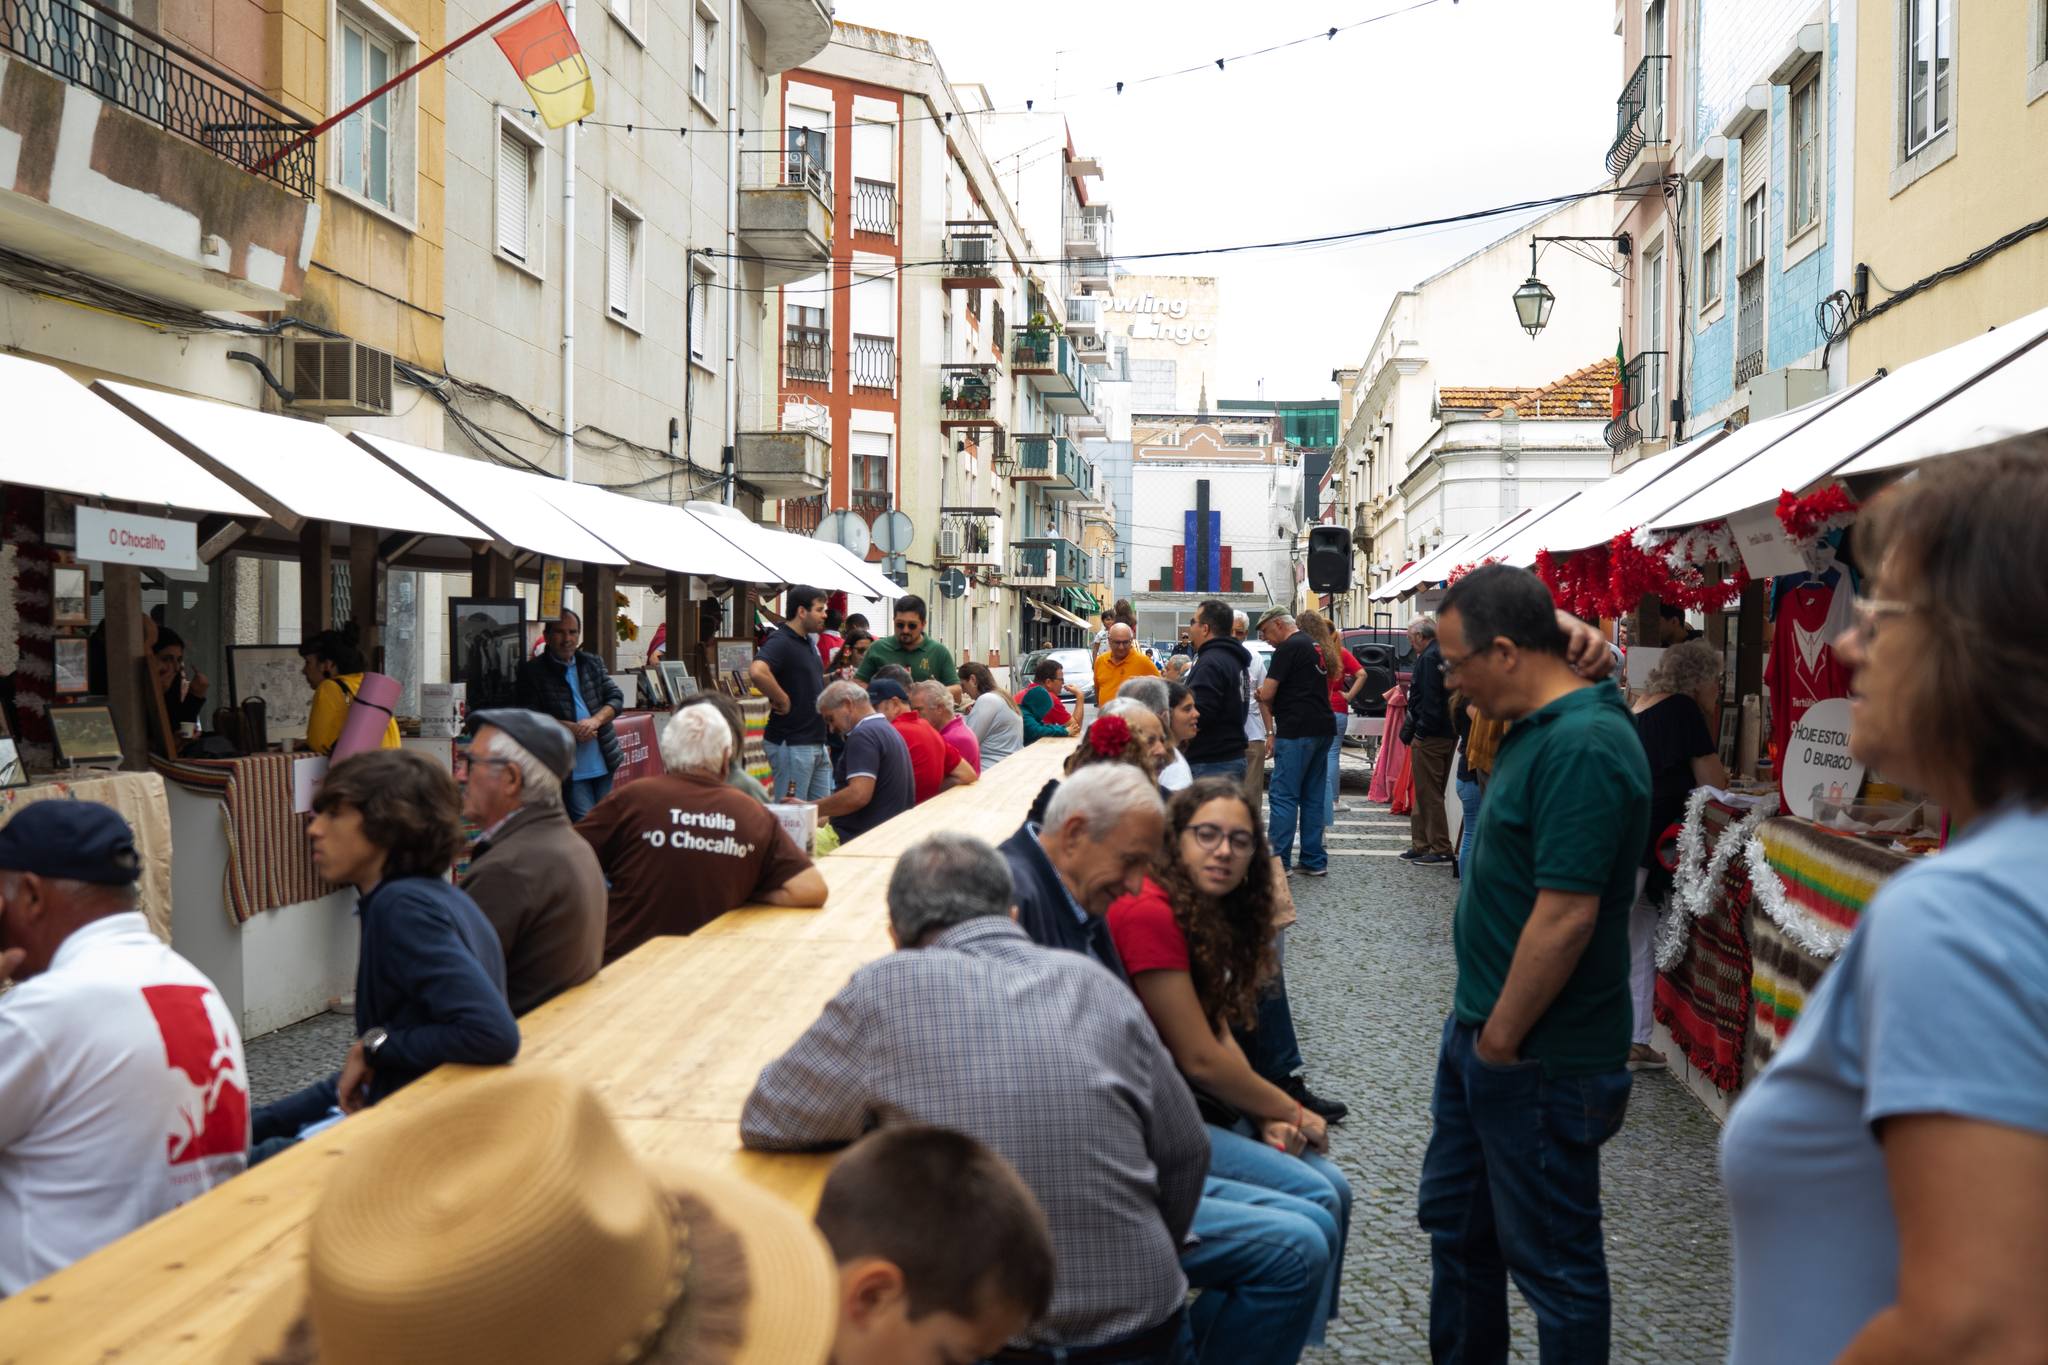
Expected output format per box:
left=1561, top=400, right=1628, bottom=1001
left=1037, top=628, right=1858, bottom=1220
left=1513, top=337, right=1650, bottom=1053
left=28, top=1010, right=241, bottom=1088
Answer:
left=1340, top=626, right=1420, bottom=720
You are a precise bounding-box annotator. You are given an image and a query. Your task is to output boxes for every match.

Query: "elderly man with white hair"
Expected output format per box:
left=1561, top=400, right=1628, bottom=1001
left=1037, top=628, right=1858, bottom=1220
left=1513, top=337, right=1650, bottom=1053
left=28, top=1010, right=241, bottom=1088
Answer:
left=999, top=765, right=1165, bottom=978
left=1117, top=677, right=1190, bottom=791
left=458, top=709, right=608, bottom=1014
left=577, top=705, right=827, bottom=963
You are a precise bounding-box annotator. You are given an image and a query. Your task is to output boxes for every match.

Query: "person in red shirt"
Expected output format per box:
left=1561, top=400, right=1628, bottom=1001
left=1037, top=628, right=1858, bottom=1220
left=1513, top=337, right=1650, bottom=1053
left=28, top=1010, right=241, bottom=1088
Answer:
left=870, top=679, right=975, bottom=804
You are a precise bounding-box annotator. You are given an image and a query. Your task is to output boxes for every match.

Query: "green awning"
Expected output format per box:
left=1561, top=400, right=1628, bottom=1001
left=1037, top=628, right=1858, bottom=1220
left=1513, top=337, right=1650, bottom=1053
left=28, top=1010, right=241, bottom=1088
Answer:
left=1064, top=587, right=1100, bottom=614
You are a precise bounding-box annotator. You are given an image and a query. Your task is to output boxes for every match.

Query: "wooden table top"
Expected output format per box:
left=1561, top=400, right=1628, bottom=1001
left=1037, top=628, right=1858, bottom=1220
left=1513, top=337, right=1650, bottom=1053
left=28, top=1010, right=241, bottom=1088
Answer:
left=0, top=738, right=1076, bottom=1363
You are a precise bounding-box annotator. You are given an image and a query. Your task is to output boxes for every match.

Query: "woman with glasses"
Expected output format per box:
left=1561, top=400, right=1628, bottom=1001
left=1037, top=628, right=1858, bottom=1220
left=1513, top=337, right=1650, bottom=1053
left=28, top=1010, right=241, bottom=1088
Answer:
left=1108, top=778, right=1353, bottom=1355
left=1720, top=442, right=2048, bottom=1363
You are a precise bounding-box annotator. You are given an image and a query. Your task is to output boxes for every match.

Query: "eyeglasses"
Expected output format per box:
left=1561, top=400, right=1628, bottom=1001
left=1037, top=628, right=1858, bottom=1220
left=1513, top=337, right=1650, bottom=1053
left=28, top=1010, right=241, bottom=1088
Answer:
left=1848, top=597, right=1913, bottom=635
left=452, top=754, right=514, bottom=778
left=1439, top=644, right=1488, bottom=681
left=1185, top=823, right=1256, bottom=856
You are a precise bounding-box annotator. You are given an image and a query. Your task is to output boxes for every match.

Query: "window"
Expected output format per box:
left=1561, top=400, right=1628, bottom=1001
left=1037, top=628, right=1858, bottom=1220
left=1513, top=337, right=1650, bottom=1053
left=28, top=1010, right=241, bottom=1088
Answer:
left=784, top=277, right=828, bottom=384
left=1697, top=166, right=1725, bottom=309
left=606, top=198, right=643, bottom=328
left=495, top=117, right=543, bottom=271
left=1741, top=189, right=1766, bottom=268
left=334, top=8, right=415, bottom=218
left=850, top=430, right=892, bottom=496
left=689, top=260, right=713, bottom=367
left=1788, top=70, right=1821, bottom=237
left=1643, top=244, right=1665, bottom=439
left=1903, top=0, right=1952, bottom=156
left=2032, top=1, right=2048, bottom=105
left=691, top=6, right=717, bottom=109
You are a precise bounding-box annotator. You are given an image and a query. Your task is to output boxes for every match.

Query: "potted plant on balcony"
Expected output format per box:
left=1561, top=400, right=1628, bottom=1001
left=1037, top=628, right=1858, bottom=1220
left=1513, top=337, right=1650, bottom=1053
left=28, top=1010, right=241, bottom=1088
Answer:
left=943, top=374, right=992, bottom=413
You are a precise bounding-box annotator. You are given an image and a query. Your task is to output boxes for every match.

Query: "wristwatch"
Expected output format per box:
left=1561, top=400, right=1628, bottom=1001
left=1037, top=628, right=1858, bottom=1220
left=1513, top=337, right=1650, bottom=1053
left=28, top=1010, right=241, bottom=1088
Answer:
left=360, top=1026, right=390, bottom=1062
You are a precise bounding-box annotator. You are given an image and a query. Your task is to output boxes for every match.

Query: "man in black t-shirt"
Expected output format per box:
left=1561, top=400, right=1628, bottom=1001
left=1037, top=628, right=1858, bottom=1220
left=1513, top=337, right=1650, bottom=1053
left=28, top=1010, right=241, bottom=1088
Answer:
left=749, top=585, right=832, bottom=801
left=1256, top=607, right=1335, bottom=876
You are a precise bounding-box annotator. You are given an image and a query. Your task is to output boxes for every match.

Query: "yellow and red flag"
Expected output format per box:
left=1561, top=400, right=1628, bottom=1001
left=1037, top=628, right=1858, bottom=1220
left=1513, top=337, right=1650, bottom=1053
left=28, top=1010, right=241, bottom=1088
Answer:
left=494, top=2, right=593, bottom=129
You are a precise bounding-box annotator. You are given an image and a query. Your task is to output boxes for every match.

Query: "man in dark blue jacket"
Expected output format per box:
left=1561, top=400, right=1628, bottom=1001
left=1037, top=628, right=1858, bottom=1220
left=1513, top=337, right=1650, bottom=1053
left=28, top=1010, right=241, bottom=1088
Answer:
left=1183, top=599, right=1253, bottom=781
left=514, top=609, right=625, bottom=821
left=1401, top=616, right=1457, bottom=863
left=999, top=764, right=1163, bottom=980
left=251, top=750, right=519, bottom=1160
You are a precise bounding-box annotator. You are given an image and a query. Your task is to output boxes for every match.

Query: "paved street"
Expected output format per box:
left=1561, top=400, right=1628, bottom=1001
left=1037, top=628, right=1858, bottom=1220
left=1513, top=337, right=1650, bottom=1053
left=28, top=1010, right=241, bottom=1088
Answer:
left=1292, top=758, right=1732, bottom=1362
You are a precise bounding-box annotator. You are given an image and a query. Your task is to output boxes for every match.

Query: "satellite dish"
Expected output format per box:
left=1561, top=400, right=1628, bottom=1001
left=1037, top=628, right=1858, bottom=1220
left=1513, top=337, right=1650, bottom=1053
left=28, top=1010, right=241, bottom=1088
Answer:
left=814, top=510, right=870, bottom=560
left=873, top=510, right=915, bottom=555
left=938, top=568, right=968, bottom=600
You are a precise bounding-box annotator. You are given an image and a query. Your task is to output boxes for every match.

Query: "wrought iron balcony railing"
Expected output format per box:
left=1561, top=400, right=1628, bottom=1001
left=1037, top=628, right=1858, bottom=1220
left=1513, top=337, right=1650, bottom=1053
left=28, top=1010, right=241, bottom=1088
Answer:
left=1605, top=54, right=1669, bottom=177
left=783, top=326, right=830, bottom=384
left=1735, top=265, right=1765, bottom=385
left=852, top=177, right=896, bottom=236
left=851, top=333, right=896, bottom=392
left=1009, top=536, right=1083, bottom=585
left=0, top=0, right=316, bottom=195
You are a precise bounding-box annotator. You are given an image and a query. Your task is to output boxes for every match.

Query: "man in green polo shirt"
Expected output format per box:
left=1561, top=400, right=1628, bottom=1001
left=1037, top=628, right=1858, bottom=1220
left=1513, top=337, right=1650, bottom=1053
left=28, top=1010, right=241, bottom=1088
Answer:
left=855, top=593, right=962, bottom=704
left=1416, top=563, right=1648, bottom=1365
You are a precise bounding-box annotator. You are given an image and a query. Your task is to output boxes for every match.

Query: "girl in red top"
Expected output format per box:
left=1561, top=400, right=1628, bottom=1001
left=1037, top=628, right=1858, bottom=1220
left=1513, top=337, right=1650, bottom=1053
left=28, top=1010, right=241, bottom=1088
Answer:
left=1106, top=779, right=1353, bottom=1349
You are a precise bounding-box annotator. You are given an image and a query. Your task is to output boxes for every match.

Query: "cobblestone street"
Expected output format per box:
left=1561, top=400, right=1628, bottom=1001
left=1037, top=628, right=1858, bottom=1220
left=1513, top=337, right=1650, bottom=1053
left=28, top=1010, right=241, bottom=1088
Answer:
left=1292, top=763, right=1732, bottom=1362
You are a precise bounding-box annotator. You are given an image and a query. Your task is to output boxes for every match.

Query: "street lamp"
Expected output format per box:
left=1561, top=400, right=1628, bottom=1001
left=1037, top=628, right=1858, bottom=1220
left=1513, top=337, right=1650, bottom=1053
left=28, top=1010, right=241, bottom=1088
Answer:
left=1512, top=233, right=1631, bottom=339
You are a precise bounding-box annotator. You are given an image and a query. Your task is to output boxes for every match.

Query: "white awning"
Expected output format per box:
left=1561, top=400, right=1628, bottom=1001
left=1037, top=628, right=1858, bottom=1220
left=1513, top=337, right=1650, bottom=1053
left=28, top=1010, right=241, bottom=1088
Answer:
left=0, top=356, right=262, bottom=516
left=1837, top=331, right=2048, bottom=478
left=527, top=478, right=776, bottom=582
left=355, top=436, right=627, bottom=565
left=94, top=382, right=486, bottom=540
left=815, top=539, right=903, bottom=600
left=1456, top=493, right=1582, bottom=569
left=1654, top=305, right=2048, bottom=529
left=1370, top=533, right=1473, bottom=602
left=1032, top=598, right=1093, bottom=630
left=683, top=504, right=875, bottom=596
left=1501, top=438, right=1718, bottom=563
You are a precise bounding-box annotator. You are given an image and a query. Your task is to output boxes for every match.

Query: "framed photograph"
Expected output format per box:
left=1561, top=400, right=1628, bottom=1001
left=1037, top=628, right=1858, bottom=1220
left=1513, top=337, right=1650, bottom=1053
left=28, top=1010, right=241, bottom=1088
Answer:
left=0, top=709, right=25, bottom=790
left=52, top=636, right=89, bottom=696
left=658, top=661, right=697, bottom=706
left=449, top=598, right=525, bottom=714
left=639, top=666, right=669, bottom=709
left=51, top=566, right=87, bottom=627
left=50, top=703, right=122, bottom=766
left=228, top=644, right=314, bottom=741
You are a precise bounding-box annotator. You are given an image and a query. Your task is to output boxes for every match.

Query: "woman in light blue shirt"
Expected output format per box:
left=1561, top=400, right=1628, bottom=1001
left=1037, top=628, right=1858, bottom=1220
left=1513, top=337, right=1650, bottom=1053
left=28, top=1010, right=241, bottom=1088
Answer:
left=1720, top=440, right=2048, bottom=1362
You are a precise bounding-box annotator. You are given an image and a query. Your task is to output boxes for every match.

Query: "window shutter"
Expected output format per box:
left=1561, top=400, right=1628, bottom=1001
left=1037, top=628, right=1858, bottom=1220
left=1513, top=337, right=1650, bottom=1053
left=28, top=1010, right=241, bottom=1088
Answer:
left=689, top=273, right=708, bottom=358
left=1739, top=121, right=1767, bottom=203
left=497, top=128, right=530, bottom=259
left=1699, top=165, right=1724, bottom=247
left=608, top=208, right=632, bottom=317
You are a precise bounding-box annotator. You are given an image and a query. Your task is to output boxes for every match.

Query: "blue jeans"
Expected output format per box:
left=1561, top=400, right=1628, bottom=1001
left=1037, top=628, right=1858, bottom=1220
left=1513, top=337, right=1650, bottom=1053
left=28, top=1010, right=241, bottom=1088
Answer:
left=1324, top=728, right=1344, bottom=812
left=1417, top=1017, right=1632, bottom=1364
left=1456, top=776, right=1482, bottom=872
left=1235, top=973, right=1305, bottom=1085
left=1187, top=756, right=1248, bottom=784
left=1268, top=735, right=1333, bottom=872
left=1184, top=1179, right=1332, bottom=1364
left=764, top=741, right=833, bottom=802
left=564, top=771, right=614, bottom=822
left=1207, top=1124, right=1351, bottom=1338
left=979, top=1312, right=1193, bottom=1365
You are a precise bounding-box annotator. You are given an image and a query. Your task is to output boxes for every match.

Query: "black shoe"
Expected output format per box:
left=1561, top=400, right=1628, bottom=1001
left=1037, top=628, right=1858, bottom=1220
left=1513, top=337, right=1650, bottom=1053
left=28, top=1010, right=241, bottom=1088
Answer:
left=1417, top=853, right=1453, bottom=865
left=1398, top=848, right=1426, bottom=862
left=1283, top=1075, right=1349, bottom=1124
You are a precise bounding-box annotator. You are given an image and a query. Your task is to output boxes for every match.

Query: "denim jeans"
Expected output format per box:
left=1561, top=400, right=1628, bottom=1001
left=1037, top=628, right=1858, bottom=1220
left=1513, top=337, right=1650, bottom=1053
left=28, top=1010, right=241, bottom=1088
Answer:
left=1187, top=757, right=1248, bottom=784
left=1417, top=1017, right=1632, bottom=1364
left=1324, top=728, right=1345, bottom=814
left=1206, top=1124, right=1352, bottom=1339
left=1184, top=1179, right=1332, bottom=1364
left=564, top=771, right=614, bottom=822
left=1268, top=735, right=1333, bottom=872
left=1455, top=776, right=1482, bottom=873
left=1235, top=973, right=1305, bottom=1085
left=978, top=1312, right=1193, bottom=1365
left=764, top=741, right=833, bottom=802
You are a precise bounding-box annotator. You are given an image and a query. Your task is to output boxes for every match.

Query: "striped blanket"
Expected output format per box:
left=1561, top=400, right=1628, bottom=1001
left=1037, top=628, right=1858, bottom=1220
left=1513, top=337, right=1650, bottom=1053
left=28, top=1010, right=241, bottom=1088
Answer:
left=153, top=754, right=332, bottom=924
left=1654, top=799, right=1754, bottom=1092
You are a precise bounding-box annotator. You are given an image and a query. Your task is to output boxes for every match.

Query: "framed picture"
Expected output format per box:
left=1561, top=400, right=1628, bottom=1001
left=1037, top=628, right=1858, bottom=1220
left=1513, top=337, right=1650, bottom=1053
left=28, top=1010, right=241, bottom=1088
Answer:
left=658, top=661, right=697, bottom=706
left=52, top=636, right=89, bottom=696
left=50, top=703, right=122, bottom=766
left=639, top=666, right=669, bottom=709
left=0, top=710, right=25, bottom=789
left=228, top=644, right=314, bottom=741
left=449, top=599, right=525, bottom=714
left=50, top=566, right=87, bottom=627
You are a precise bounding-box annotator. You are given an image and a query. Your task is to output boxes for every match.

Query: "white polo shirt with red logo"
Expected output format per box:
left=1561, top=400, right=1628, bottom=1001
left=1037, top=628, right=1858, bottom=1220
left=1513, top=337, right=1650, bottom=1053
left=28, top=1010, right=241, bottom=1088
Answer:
left=0, top=912, right=249, bottom=1294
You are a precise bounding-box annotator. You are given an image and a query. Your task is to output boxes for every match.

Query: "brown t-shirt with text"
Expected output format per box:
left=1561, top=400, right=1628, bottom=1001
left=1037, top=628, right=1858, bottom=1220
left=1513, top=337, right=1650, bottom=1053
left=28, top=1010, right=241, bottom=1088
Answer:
left=577, top=770, right=813, bottom=964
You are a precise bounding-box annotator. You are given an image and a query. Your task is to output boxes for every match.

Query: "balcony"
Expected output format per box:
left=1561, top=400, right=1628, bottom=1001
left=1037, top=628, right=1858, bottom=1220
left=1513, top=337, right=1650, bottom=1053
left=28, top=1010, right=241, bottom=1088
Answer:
left=779, top=495, right=824, bottom=535
left=1067, top=295, right=1108, bottom=362
left=753, top=0, right=832, bottom=72
left=1008, top=536, right=1084, bottom=588
left=0, top=0, right=320, bottom=310
left=1067, top=205, right=1113, bottom=291
left=735, top=397, right=830, bottom=498
left=942, top=220, right=1000, bottom=291
left=1011, top=327, right=1088, bottom=413
left=1013, top=434, right=1093, bottom=501
left=1605, top=350, right=1664, bottom=454
left=739, top=146, right=833, bottom=285
left=1735, top=265, right=1765, bottom=384
left=851, top=333, right=897, bottom=394
left=940, top=363, right=1003, bottom=432
left=1606, top=54, right=1672, bottom=194
left=852, top=177, right=897, bottom=237
left=782, top=325, right=830, bottom=386
left=936, top=509, right=1000, bottom=566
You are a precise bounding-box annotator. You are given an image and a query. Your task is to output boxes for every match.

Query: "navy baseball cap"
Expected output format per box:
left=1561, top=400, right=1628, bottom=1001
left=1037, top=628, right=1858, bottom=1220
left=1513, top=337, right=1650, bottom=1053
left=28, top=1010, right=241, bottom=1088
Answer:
left=866, top=679, right=910, bottom=706
left=0, top=802, right=142, bottom=884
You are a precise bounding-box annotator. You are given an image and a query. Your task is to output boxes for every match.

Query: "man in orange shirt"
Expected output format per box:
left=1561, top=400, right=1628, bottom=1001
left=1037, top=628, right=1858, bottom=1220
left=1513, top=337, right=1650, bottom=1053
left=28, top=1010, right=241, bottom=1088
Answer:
left=870, top=680, right=976, bottom=804
left=1091, top=623, right=1159, bottom=705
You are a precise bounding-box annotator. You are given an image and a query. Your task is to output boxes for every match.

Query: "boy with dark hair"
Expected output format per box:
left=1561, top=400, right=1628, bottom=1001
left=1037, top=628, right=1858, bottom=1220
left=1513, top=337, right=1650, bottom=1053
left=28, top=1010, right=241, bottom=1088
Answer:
left=818, top=1125, right=1055, bottom=1365
left=250, top=750, right=520, bottom=1158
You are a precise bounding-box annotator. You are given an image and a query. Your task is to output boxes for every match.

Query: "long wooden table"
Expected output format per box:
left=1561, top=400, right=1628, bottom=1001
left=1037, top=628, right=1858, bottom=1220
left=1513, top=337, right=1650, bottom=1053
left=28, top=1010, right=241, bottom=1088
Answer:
left=0, top=739, right=1075, bottom=1363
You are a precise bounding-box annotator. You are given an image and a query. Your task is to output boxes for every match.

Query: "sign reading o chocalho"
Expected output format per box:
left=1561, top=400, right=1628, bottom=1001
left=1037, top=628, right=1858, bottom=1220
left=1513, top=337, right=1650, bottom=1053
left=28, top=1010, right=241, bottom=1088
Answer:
left=76, top=508, right=197, bottom=571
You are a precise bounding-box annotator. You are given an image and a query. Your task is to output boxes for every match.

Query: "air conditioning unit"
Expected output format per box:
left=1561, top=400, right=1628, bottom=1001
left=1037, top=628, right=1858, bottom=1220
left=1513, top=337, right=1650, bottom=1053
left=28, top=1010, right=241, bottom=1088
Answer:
left=286, top=338, right=395, bottom=417
left=938, top=522, right=963, bottom=558
left=952, top=236, right=990, bottom=265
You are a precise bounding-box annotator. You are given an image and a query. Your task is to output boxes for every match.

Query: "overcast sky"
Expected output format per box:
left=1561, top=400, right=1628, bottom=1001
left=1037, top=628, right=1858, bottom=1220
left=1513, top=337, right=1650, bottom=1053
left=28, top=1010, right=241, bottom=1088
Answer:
left=831, top=0, right=1621, bottom=400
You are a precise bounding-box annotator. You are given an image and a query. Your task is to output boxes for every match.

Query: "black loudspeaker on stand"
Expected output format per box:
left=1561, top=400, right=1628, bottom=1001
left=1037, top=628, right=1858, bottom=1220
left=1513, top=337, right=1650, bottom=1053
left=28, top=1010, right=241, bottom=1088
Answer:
left=1306, top=526, right=1352, bottom=594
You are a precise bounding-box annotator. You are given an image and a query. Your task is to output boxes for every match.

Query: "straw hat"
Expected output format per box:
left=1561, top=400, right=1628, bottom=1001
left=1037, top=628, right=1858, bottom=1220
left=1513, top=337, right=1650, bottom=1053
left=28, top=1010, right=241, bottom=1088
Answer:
left=223, top=1071, right=837, bottom=1365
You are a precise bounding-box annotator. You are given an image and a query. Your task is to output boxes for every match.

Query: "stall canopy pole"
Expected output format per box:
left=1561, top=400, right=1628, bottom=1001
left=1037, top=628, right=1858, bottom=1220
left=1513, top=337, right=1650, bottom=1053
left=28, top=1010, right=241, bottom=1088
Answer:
left=103, top=565, right=149, bottom=771
left=581, top=562, right=617, bottom=671
left=349, top=526, right=380, bottom=669
left=1735, top=579, right=1766, bottom=705
left=299, top=521, right=332, bottom=635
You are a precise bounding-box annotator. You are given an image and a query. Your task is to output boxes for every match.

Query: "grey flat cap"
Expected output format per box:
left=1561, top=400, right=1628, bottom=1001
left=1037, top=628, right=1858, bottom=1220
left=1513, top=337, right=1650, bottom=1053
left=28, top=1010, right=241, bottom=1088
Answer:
left=466, top=708, right=577, bottom=782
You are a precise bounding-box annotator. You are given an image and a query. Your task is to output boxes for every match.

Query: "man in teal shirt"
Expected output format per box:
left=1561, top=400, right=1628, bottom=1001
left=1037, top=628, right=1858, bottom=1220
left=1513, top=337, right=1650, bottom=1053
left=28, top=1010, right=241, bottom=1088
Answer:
left=855, top=594, right=961, bottom=705
left=1416, top=564, right=1649, bottom=1365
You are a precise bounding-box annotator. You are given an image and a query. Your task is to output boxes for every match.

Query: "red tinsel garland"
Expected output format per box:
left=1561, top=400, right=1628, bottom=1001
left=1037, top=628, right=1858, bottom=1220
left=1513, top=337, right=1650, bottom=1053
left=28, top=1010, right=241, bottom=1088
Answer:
left=1444, top=557, right=1499, bottom=585
left=1775, top=484, right=1858, bottom=541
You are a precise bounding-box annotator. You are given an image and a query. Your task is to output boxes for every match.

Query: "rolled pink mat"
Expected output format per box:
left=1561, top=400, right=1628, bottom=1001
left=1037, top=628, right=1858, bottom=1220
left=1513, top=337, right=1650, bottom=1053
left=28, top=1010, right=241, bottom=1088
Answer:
left=331, top=672, right=401, bottom=762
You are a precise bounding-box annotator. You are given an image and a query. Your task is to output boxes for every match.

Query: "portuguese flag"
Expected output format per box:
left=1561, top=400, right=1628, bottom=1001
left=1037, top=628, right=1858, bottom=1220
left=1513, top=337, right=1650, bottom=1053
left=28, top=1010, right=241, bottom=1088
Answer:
left=1611, top=331, right=1627, bottom=420
left=495, top=2, right=595, bottom=129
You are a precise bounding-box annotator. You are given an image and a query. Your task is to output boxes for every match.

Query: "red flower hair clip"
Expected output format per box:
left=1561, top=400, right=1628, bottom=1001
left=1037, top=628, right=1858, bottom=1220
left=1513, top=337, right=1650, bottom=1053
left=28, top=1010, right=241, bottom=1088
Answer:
left=1088, top=713, right=1131, bottom=756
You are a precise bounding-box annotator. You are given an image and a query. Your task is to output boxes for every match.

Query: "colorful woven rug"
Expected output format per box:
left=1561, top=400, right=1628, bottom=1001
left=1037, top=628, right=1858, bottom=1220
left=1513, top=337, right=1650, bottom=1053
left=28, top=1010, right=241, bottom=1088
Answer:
left=1654, top=800, right=1753, bottom=1092
left=154, top=754, right=332, bottom=924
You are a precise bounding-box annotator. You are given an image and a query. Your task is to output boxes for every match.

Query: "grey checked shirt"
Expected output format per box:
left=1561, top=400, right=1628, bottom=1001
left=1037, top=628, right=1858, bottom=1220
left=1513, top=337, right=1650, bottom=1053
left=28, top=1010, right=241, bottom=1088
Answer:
left=741, top=916, right=1209, bottom=1349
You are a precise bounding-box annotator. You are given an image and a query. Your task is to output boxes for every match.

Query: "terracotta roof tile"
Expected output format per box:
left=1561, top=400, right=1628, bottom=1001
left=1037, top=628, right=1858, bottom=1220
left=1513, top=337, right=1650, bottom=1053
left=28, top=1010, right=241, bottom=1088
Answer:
left=1484, top=358, right=1618, bottom=418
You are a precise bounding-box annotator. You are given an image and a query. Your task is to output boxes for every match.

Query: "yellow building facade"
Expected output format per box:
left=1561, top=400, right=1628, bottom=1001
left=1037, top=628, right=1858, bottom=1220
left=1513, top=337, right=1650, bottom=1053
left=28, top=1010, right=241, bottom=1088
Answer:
left=1848, top=1, right=2048, bottom=379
